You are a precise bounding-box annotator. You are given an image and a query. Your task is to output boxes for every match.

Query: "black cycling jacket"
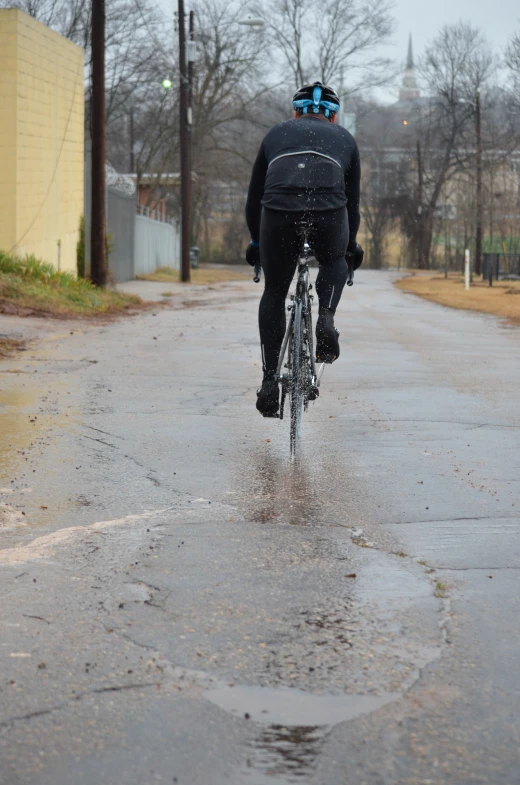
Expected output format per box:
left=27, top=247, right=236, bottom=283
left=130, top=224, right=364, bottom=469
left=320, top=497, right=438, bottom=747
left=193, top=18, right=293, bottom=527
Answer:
left=245, top=115, right=361, bottom=247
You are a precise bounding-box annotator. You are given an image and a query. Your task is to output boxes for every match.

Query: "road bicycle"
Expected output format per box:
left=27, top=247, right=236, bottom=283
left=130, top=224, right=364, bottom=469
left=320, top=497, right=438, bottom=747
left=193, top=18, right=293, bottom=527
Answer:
left=254, top=224, right=354, bottom=459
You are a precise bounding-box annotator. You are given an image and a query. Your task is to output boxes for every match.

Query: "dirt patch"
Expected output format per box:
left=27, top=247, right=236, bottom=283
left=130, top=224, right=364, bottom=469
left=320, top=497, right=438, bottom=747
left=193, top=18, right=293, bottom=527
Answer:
left=137, top=266, right=250, bottom=285
left=396, top=273, right=520, bottom=326
left=0, top=337, right=27, bottom=358
left=0, top=295, right=156, bottom=321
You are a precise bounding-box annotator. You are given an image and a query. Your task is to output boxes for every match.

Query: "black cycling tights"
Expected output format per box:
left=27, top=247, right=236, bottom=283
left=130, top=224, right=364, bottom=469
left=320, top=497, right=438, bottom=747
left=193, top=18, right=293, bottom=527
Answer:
left=258, top=207, right=349, bottom=374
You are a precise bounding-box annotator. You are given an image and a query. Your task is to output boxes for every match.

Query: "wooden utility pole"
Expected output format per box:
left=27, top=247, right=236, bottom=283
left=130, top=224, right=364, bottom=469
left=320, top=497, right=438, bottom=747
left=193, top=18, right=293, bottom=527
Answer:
left=475, top=91, right=483, bottom=277
left=178, top=0, right=191, bottom=283
left=188, top=11, right=195, bottom=132
left=91, top=0, right=107, bottom=286
left=129, top=106, right=135, bottom=173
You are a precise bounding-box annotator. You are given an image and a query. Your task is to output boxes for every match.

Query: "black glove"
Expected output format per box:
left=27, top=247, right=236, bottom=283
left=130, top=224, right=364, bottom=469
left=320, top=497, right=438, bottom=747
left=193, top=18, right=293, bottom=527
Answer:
left=346, top=242, right=364, bottom=271
left=246, top=242, right=260, bottom=267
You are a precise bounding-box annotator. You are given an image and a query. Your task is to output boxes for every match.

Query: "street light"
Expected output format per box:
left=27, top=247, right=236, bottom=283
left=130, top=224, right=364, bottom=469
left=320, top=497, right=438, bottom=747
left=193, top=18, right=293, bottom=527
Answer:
left=238, top=17, right=264, bottom=27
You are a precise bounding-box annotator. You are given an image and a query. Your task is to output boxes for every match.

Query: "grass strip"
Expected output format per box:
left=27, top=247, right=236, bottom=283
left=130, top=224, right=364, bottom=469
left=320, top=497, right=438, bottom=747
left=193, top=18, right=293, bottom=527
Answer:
left=137, top=266, right=250, bottom=285
left=0, top=251, right=142, bottom=318
left=396, top=272, right=520, bottom=326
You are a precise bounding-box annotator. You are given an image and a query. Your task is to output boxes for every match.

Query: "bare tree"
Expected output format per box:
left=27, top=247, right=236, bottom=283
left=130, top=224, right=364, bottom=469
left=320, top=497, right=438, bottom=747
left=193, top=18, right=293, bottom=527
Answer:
left=186, top=0, right=273, bottom=251
left=361, top=185, right=394, bottom=268
left=256, top=0, right=395, bottom=93
left=399, top=22, right=494, bottom=268
left=0, top=0, right=167, bottom=123
left=100, top=0, right=276, bottom=240
left=191, top=0, right=270, bottom=159
left=357, top=105, right=407, bottom=268
left=506, top=31, right=520, bottom=78
left=506, top=30, right=520, bottom=113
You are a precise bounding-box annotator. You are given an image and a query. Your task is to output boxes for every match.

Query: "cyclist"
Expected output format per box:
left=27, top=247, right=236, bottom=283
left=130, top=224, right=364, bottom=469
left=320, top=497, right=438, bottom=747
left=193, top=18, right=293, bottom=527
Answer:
left=245, top=81, right=364, bottom=417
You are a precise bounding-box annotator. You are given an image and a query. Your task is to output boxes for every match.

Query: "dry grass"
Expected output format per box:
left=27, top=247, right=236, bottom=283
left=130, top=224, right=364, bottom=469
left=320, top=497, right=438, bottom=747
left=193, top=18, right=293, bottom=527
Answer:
left=396, top=272, right=520, bottom=326
left=0, top=251, right=143, bottom=318
left=137, top=265, right=250, bottom=285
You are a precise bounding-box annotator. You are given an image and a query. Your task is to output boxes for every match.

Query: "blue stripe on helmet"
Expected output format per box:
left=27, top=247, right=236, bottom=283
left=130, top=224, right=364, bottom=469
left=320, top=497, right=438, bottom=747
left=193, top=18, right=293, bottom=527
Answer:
left=313, top=85, right=322, bottom=105
left=320, top=100, right=340, bottom=112
left=292, top=98, right=340, bottom=115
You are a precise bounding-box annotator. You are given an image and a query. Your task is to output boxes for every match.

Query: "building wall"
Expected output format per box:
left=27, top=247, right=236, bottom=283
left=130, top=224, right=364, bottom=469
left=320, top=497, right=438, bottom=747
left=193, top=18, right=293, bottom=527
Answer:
left=137, top=185, right=167, bottom=218
left=0, top=10, right=84, bottom=273
left=0, top=12, right=18, bottom=252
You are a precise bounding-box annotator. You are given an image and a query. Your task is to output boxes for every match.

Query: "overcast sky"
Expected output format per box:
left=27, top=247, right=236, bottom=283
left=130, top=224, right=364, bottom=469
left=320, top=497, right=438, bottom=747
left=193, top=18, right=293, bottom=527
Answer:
left=158, top=0, right=519, bottom=103
left=378, top=0, right=518, bottom=101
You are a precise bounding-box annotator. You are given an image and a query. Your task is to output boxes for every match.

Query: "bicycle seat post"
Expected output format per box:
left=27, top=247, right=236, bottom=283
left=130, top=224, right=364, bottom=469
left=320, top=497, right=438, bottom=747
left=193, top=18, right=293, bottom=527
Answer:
left=298, top=225, right=311, bottom=267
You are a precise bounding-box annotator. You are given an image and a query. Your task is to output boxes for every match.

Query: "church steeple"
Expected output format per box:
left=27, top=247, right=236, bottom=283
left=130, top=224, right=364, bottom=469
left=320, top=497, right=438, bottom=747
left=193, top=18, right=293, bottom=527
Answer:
left=399, top=34, right=420, bottom=102
left=406, top=33, right=414, bottom=70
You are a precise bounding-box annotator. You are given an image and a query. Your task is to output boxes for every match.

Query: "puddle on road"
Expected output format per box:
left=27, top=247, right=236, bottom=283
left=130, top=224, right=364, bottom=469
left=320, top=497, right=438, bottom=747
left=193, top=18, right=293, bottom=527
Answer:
left=246, top=725, right=324, bottom=784
left=0, top=388, right=41, bottom=530
left=205, top=682, right=399, bottom=726
left=0, top=381, right=74, bottom=538
left=0, top=388, right=39, bottom=471
left=205, top=683, right=399, bottom=784
left=236, top=449, right=360, bottom=527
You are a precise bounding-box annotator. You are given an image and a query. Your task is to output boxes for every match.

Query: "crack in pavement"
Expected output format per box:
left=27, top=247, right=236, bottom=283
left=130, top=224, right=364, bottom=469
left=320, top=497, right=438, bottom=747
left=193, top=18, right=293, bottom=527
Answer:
left=0, top=682, right=162, bottom=729
left=346, top=418, right=520, bottom=429
left=59, top=424, right=160, bottom=479
left=116, top=630, right=157, bottom=651
left=76, top=433, right=118, bottom=449
left=435, top=566, right=520, bottom=572
left=389, top=515, right=520, bottom=525
left=22, top=614, right=51, bottom=624
left=83, top=424, right=126, bottom=440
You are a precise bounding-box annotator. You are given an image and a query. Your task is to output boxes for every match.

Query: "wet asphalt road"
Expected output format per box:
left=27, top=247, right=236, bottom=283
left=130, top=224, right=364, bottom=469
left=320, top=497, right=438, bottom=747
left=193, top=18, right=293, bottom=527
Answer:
left=0, top=269, right=519, bottom=784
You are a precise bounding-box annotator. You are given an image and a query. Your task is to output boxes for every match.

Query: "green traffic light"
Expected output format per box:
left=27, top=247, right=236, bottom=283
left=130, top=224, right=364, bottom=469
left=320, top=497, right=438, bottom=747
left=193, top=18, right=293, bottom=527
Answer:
left=162, top=78, right=173, bottom=89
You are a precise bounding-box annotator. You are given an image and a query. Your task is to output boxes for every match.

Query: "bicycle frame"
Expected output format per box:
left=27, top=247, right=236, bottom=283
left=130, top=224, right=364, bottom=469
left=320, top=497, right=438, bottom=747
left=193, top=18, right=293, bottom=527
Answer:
left=276, top=227, right=321, bottom=455
left=276, top=229, right=318, bottom=381
left=252, top=224, right=354, bottom=457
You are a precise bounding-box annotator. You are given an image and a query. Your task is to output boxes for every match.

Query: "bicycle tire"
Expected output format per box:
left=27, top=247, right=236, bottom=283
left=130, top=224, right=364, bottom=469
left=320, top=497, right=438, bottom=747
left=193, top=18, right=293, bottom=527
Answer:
left=290, top=298, right=304, bottom=459
left=304, top=294, right=315, bottom=376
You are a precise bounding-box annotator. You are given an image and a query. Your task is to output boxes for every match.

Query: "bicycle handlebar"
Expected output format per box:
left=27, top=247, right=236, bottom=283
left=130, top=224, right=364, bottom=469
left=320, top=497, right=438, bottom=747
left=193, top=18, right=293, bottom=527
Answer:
left=254, top=261, right=354, bottom=286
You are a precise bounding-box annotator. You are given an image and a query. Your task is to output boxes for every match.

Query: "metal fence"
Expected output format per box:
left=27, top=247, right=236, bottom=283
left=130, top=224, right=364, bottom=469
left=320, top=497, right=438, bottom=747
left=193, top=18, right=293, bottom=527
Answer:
left=107, top=188, right=136, bottom=283
left=135, top=209, right=180, bottom=276
left=136, top=204, right=176, bottom=225
left=483, top=253, right=520, bottom=280
left=84, top=140, right=180, bottom=282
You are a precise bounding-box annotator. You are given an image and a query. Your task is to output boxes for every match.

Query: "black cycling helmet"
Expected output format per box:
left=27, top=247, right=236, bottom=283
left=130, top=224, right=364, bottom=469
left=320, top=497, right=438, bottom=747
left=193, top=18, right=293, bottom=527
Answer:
left=292, top=81, right=340, bottom=119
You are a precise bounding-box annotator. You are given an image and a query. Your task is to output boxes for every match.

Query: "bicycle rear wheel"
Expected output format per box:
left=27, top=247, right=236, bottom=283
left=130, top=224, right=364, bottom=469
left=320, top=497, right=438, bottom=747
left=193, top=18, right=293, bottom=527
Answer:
left=290, top=298, right=304, bottom=459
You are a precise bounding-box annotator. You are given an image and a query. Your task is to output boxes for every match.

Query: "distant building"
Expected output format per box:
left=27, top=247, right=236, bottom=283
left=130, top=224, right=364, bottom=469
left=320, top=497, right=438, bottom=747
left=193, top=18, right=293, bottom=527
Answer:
left=399, top=35, right=420, bottom=103
left=130, top=173, right=179, bottom=219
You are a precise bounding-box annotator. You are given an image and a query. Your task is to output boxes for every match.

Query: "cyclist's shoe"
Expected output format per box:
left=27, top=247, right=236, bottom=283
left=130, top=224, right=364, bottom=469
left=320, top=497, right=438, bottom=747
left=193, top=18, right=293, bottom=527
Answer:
left=316, top=307, right=340, bottom=363
left=256, top=372, right=280, bottom=417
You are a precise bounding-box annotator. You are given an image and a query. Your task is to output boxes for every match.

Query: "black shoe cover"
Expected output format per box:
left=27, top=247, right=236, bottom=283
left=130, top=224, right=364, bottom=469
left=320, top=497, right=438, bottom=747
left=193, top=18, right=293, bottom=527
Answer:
left=256, top=374, right=280, bottom=417
left=316, top=308, right=340, bottom=363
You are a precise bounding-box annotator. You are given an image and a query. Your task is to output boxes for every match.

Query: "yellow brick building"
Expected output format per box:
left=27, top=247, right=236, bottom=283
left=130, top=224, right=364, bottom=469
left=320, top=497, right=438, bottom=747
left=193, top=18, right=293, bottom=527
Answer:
left=0, top=10, right=84, bottom=273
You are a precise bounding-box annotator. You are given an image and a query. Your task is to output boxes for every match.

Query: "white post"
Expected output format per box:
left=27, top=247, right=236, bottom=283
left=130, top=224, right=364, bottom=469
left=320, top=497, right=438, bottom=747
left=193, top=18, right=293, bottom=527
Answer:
left=464, top=248, right=470, bottom=290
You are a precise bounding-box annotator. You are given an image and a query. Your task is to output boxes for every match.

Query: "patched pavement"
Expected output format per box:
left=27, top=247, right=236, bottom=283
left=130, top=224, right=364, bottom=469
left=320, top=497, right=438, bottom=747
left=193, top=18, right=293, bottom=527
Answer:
left=1, top=270, right=519, bottom=784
